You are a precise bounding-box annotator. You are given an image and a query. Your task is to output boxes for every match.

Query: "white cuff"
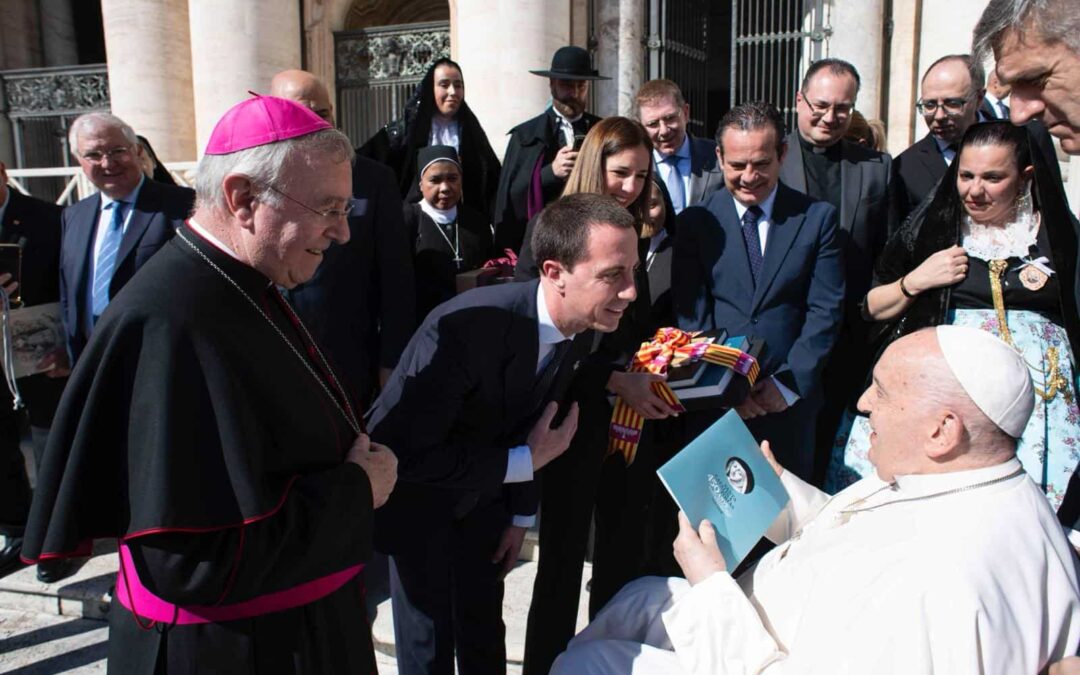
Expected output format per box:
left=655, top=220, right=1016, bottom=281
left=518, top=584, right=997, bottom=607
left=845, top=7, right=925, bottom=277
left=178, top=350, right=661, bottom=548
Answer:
left=504, top=445, right=534, bottom=484
left=512, top=514, right=537, bottom=528
left=1068, top=527, right=1080, bottom=550
left=772, top=376, right=801, bottom=405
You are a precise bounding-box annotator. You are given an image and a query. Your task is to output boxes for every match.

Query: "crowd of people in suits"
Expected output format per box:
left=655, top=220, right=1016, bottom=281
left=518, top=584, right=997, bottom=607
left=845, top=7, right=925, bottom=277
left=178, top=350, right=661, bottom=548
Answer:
left=2, top=1, right=1080, bottom=669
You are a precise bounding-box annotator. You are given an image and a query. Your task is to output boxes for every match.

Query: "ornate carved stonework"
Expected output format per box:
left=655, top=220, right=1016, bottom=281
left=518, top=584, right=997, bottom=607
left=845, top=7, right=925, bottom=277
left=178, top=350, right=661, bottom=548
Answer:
left=335, top=22, right=450, bottom=86
left=2, top=67, right=109, bottom=117
left=344, top=0, right=449, bottom=31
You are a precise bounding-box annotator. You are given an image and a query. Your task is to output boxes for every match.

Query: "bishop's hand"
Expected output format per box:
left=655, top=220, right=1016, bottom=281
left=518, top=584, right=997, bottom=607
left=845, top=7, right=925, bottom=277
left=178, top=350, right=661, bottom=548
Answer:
left=673, top=511, right=727, bottom=585
left=347, top=434, right=398, bottom=509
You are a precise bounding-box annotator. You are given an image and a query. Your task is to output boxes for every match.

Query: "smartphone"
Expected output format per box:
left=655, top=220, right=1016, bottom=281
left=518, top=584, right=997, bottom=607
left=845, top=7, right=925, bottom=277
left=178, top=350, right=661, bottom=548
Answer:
left=573, top=133, right=586, bottom=151
left=0, top=244, right=22, bottom=306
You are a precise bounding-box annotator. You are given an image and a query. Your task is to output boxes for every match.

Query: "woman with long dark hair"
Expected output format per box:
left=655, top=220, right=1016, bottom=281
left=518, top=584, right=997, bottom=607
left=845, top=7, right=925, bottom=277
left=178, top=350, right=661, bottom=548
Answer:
left=828, top=122, right=1080, bottom=521
left=359, top=58, right=501, bottom=221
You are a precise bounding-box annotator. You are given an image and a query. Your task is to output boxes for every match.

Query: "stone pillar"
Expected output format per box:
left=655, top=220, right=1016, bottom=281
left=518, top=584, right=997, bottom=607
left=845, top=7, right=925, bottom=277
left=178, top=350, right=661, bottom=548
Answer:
left=885, top=0, right=921, bottom=155
left=39, top=0, right=79, bottom=66
left=828, top=0, right=884, bottom=120
left=454, top=0, right=572, bottom=160
left=304, top=0, right=350, bottom=110
left=101, top=0, right=197, bottom=162
left=188, top=0, right=302, bottom=155
left=596, top=0, right=645, bottom=119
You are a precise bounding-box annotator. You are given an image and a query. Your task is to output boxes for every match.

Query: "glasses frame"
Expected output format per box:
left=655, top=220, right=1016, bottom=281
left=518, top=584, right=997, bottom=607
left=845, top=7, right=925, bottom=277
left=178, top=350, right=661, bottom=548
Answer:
left=915, top=95, right=973, bottom=117
left=799, top=93, right=855, bottom=121
left=262, top=184, right=357, bottom=221
left=79, top=145, right=133, bottom=165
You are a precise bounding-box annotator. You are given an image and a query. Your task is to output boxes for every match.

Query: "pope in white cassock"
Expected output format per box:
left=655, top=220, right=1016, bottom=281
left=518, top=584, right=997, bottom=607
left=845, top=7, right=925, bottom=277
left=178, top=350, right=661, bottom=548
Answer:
left=553, top=326, right=1080, bottom=674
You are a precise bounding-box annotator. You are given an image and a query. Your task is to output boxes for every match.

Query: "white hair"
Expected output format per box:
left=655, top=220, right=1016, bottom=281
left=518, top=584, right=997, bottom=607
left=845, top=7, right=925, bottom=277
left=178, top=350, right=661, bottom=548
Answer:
left=68, top=112, right=138, bottom=157
left=193, top=128, right=355, bottom=213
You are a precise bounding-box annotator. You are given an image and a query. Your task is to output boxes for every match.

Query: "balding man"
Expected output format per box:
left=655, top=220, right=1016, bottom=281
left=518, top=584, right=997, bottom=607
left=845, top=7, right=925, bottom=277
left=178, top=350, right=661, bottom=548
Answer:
left=552, top=326, right=1080, bottom=674
left=23, top=96, right=398, bottom=673
left=892, top=55, right=984, bottom=223
left=270, top=69, right=415, bottom=407
left=60, top=113, right=194, bottom=364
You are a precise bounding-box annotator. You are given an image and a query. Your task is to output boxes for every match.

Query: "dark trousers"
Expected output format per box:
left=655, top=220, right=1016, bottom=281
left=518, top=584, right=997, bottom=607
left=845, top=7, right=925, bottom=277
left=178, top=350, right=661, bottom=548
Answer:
left=0, top=401, right=30, bottom=535
left=522, top=392, right=609, bottom=675
left=389, top=498, right=509, bottom=675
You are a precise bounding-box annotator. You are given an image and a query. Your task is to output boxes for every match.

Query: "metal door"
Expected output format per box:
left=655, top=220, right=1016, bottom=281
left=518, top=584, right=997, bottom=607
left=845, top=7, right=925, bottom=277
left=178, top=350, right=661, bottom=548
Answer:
left=334, top=21, right=450, bottom=147
left=644, top=0, right=710, bottom=139
left=731, top=0, right=830, bottom=132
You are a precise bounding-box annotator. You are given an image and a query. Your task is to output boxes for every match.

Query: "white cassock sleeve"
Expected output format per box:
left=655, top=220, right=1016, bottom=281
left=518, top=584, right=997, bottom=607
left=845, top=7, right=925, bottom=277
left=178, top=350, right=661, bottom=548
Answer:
left=764, top=470, right=831, bottom=544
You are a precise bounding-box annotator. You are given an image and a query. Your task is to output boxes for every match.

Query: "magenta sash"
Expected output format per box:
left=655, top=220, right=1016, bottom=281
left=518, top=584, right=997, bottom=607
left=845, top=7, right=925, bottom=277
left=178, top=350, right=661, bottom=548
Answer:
left=116, top=543, right=363, bottom=625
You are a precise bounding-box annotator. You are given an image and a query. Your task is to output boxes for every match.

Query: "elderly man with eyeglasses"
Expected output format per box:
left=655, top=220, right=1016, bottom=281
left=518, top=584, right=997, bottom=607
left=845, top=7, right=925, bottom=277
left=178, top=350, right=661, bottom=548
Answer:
left=892, top=55, right=985, bottom=224
left=59, top=113, right=194, bottom=368
left=777, top=58, right=893, bottom=485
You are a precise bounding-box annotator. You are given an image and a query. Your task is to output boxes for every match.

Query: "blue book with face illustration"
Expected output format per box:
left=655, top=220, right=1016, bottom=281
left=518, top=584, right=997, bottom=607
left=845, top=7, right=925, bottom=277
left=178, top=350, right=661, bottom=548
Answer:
left=657, top=410, right=790, bottom=570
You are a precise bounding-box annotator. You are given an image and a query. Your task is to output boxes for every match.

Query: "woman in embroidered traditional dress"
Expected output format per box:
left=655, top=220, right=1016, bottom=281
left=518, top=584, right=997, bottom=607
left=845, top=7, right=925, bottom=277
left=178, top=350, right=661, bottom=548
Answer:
left=827, top=122, right=1080, bottom=521
left=359, top=58, right=502, bottom=221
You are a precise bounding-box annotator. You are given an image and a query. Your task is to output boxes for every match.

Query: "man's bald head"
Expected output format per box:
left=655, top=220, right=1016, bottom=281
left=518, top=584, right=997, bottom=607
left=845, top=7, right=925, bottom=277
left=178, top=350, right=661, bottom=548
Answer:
left=270, top=69, right=334, bottom=125
left=858, top=329, right=1018, bottom=481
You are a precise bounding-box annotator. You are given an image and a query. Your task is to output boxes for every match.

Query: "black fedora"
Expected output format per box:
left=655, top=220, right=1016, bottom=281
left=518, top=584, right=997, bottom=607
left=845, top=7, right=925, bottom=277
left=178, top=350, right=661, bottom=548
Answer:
left=529, top=46, right=609, bottom=81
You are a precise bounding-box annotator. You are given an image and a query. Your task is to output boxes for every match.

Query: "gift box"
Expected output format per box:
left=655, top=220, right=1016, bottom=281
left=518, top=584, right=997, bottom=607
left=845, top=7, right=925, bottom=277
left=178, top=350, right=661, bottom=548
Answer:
left=671, top=335, right=765, bottom=412
left=455, top=267, right=500, bottom=294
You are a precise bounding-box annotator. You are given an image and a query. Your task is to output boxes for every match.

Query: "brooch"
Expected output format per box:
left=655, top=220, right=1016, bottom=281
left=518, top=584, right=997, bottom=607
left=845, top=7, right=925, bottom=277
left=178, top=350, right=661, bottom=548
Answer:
left=1018, top=263, right=1049, bottom=291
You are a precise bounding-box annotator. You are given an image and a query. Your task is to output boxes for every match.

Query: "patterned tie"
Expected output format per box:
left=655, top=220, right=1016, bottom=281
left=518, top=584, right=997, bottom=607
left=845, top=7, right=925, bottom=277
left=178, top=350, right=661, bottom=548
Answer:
left=741, top=205, right=765, bottom=285
left=663, top=155, right=687, bottom=213
left=92, top=200, right=125, bottom=317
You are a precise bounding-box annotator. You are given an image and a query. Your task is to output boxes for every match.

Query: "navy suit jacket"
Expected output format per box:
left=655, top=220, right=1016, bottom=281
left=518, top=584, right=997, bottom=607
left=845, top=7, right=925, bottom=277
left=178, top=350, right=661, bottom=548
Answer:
left=59, top=178, right=194, bottom=362
left=686, top=135, right=725, bottom=207
left=673, top=184, right=844, bottom=401
left=286, top=156, right=415, bottom=408
left=368, top=279, right=589, bottom=553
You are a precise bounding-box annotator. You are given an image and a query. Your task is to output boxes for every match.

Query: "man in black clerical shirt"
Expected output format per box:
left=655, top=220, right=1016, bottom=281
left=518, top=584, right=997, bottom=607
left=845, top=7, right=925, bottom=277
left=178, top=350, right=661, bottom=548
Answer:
left=778, top=59, right=892, bottom=483
left=493, top=46, right=608, bottom=253
left=22, top=96, right=398, bottom=674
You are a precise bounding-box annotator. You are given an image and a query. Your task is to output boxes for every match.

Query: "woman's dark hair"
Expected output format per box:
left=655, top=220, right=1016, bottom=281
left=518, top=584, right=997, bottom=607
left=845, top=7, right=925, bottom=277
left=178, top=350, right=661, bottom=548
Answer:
left=922, top=121, right=1033, bottom=232
left=644, top=174, right=676, bottom=239
left=136, top=134, right=177, bottom=186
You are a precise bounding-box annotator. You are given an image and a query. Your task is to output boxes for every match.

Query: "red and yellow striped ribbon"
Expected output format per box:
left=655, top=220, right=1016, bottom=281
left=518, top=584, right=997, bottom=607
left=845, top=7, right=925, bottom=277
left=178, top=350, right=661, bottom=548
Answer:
left=606, top=328, right=760, bottom=465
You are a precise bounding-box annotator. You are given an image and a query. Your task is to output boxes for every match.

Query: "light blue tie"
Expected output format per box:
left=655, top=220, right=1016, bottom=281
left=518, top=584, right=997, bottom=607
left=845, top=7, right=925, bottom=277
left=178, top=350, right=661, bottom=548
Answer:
left=663, top=155, right=686, bottom=213
left=92, top=200, right=125, bottom=317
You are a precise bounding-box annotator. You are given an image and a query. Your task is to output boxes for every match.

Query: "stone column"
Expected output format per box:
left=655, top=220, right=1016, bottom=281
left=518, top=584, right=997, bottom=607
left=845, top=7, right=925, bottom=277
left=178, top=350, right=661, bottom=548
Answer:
left=885, top=0, right=922, bottom=156
left=39, top=0, right=79, bottom=66
left=595, top=0, right=644, bottom=119
left=101, top=0, right=197, bottom=162
left=454, top=0, right=572, bottom=160
left=828, top=0, right=884, bottom=120
left=188, top=0, right=302, bottom=155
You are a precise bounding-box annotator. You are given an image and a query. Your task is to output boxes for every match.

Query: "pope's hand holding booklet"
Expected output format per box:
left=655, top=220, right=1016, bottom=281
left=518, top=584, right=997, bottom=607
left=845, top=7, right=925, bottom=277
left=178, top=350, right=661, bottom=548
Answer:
left=658, top=410, right=790, bottom=574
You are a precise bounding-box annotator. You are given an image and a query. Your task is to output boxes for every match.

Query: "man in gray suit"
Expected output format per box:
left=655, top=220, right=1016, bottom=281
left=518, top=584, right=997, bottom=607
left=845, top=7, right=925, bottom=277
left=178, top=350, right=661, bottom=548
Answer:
left=636, top=79, right=723, bottom=214
left=779, top=58, right=891, bottom=484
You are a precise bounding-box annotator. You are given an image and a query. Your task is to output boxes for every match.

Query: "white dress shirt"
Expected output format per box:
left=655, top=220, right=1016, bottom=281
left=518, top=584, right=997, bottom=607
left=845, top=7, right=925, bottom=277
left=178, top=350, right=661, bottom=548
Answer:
left=428, top=116, right=461, bottom=150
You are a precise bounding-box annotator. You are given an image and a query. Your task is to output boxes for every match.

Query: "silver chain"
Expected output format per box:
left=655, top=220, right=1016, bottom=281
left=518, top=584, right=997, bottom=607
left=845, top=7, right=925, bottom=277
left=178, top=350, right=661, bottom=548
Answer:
left=176, top=230, right=361, bottom=436
left=838, top=466, right=1027, bottom=516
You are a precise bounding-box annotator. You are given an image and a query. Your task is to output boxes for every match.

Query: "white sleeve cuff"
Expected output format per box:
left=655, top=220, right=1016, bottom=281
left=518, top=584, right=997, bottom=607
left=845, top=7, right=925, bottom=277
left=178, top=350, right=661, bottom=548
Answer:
left=1068, top=527, right=1080, bottom=550
left=772, top=377, right=801, bottom=405
left=504, top=445, right=535, bottom=484
left=512, top=514, right=537, bottom=528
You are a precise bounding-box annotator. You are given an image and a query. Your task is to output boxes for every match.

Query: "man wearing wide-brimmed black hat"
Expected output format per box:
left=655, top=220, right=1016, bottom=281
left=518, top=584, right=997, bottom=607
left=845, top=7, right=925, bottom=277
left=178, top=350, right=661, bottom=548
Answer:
left=492, top=46, right=608, bottom=253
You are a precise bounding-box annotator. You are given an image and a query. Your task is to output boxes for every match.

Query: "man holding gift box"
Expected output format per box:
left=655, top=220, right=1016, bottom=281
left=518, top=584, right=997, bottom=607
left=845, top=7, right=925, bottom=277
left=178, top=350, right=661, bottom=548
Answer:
left=673, top=101, right=845, bottom=481
left=369, top=193, right=640, bottom=675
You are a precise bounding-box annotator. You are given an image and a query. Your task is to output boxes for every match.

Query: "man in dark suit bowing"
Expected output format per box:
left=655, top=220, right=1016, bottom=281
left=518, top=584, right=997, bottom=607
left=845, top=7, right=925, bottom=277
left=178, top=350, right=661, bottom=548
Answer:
left=493, top=46, right=607, bottom=253
left=369, top=193, right=639, bottom=675
left=674, top=101, right=844, bottom=481
left=636, top=79, right=724, bottom=214
left=779, top=58, right=892, bottom=483
left=0, top=162, right=69, bottom=580
left=60, top=112, right=194, bottom=363
left=893, top=55, right=984, bottom=224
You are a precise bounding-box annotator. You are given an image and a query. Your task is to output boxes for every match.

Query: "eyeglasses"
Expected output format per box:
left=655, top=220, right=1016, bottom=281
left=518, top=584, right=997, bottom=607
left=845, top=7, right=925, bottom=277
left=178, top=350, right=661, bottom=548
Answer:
left=916, top=97, right=971, bottom=116
left=263, top=184, right=357, bottom=221
left=79, top=146, right=132, bottom=164
left=800, top=94, right=854, bottom=120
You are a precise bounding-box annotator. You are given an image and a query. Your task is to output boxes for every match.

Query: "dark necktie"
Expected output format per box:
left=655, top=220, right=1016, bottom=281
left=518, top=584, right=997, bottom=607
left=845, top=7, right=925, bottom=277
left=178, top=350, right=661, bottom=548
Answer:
left=535, top=339, right=572, bottom=400
left=741, top=205, right=765, bottom=285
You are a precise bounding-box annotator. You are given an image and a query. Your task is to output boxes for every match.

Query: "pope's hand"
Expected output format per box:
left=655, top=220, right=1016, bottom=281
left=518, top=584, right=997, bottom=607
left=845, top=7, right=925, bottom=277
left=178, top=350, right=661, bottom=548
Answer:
left=347, top=434, right=398, bottom=509
left=527, top=401, right=579, bottom=471
left=759, top=440, right=784, bottom=477
left=1050, top=657, right=1080, bottom=675
left=673, top=511, right=727, bottom=585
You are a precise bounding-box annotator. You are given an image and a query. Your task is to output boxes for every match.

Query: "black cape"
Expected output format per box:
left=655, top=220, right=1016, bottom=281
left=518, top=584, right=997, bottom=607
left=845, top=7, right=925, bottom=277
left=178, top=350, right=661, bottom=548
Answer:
left=23, top=226, right=376, bottom=673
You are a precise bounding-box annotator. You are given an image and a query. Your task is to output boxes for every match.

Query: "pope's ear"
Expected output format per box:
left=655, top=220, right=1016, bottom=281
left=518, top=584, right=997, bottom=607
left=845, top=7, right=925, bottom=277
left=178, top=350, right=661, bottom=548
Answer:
left=927, top=410, right=965, bottom=460
left=222, top=173, right=257, bottom=225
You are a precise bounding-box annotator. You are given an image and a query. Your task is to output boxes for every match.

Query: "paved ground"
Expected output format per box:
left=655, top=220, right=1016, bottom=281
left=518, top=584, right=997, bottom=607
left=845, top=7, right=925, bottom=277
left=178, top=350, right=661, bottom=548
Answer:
left=0, top=552, right=590, bottom=674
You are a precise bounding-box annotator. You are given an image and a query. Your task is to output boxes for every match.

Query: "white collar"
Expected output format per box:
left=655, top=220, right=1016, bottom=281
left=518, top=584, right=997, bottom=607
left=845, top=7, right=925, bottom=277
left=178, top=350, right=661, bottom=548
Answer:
left=731, top=185, right=779, bottom=222
left=551, top=106, right=582, bottom=126
left=891, top=457, right=1023, bottom=497
left=188, top=217, right=242, bottom=261
left=655, top=134, right=691, bottom=163
left=100, top=174, right=145, bottom=209
left=419, top=199, right=458, bottom=225
left=537, top=282, right=572, bottom=346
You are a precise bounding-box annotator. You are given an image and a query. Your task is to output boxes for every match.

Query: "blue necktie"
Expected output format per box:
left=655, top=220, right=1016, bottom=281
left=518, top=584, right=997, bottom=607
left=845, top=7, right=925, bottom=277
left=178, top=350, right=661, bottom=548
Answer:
left=92, top=200, right=125, bottom=317
left=741, top=205, right=764, bottom=285
left=663, top=155, right=686, bottom=213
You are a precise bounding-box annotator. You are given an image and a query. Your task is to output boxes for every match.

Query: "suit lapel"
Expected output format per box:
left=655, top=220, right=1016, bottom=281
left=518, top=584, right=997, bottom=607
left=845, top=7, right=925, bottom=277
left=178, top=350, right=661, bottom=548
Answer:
left=502, top=282, right=541, bottom=425
left=917, top=137, right=946, bottom=184
left=839, top=144, right=863, bottom=234
left=70, top=195, right=100, bottom=314
left=752, top=185, right=806, bottom=311
left=779, top=132, right=808, bottom=194
left=2, top=193, right=30, bottom=243
left=114, top=181, right=155, bottom=276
